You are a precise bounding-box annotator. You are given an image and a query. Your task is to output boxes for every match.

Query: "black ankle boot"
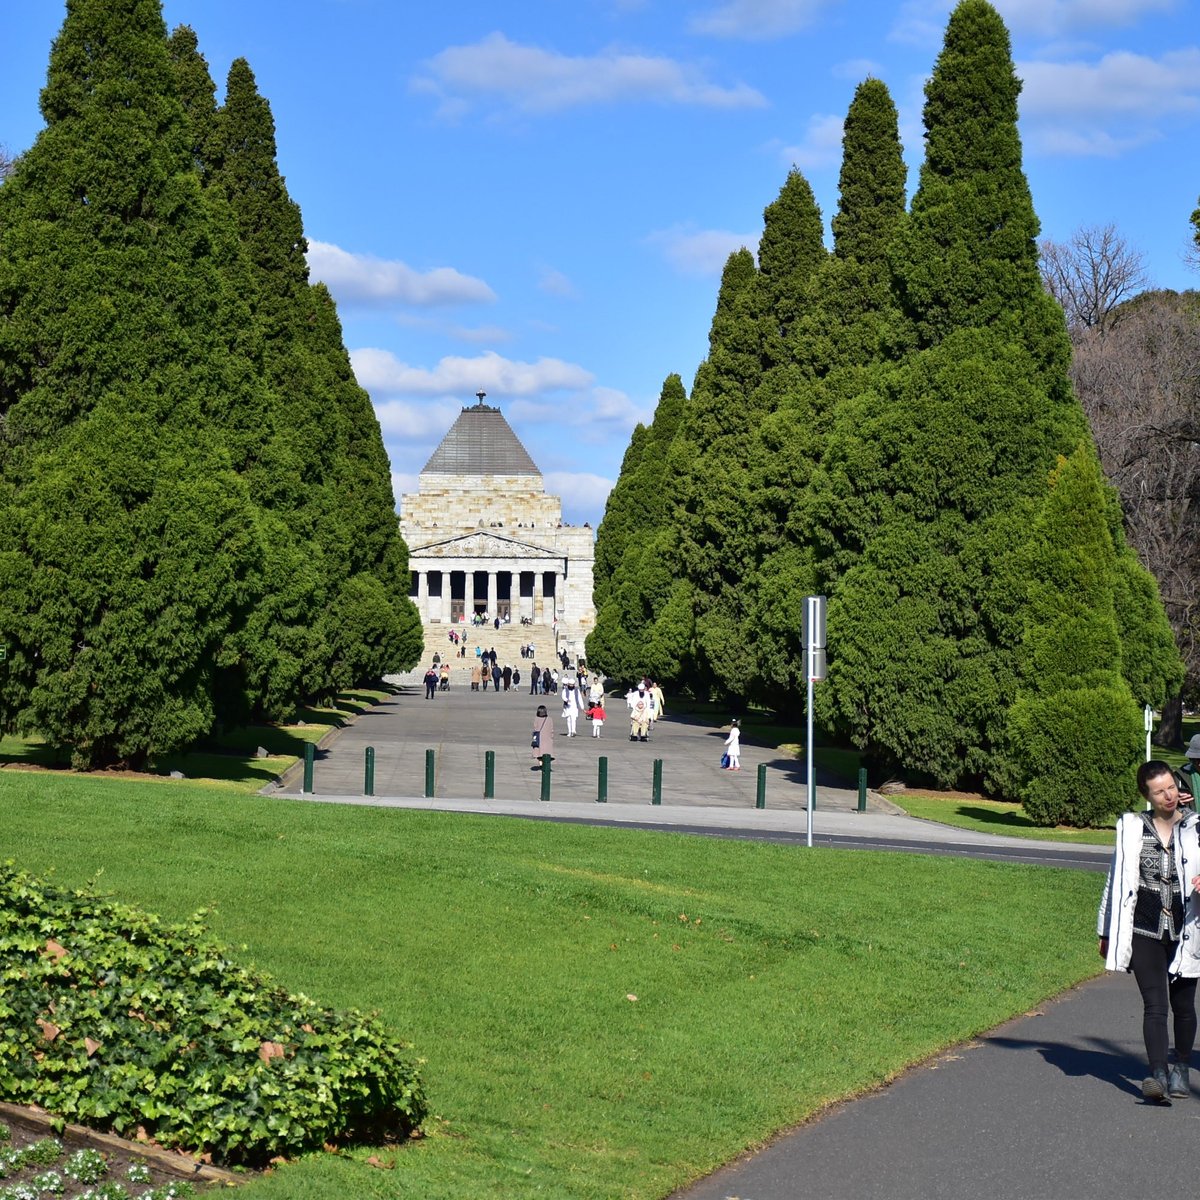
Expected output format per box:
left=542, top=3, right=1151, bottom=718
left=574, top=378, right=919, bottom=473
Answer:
left=1143, top=1068, right=1171, bottom=1102
left=1169, top=1064, right=1190, bottom=1098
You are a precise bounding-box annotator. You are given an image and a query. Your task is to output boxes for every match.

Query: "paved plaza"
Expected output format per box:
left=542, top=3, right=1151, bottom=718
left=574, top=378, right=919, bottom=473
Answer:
left=278, top=680, right=880, bottom=812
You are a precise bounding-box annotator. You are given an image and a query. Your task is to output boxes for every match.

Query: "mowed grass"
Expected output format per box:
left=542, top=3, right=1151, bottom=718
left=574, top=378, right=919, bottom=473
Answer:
left=895, top=792, right=1116, bottom=845
left=0, top=772, right=1103, bottom=1199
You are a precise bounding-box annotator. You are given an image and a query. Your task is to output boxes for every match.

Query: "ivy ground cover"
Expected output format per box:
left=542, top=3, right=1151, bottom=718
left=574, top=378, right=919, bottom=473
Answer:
left=0, top=772, right=1103, bottom=1199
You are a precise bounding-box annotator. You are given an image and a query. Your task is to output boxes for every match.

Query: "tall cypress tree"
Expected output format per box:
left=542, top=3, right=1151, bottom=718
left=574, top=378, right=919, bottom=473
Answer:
left=0, top=0, right=264, bottom=767
left=587, top=374, right=688, bottom=682
left=207, top=57, right=420, bottom=706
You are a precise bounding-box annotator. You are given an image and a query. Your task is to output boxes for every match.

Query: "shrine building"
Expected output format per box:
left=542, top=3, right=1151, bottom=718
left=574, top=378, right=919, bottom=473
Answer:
left=399, top=394, right=595, bottom=655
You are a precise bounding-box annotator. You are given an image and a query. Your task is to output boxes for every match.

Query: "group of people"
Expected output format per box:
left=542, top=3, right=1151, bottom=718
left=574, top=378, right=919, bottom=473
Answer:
left=1099, top=739, right=1200, bottom=1102
left=623, top=678, right=665, bottom=742
left=470, top=656, right=520, bottom=692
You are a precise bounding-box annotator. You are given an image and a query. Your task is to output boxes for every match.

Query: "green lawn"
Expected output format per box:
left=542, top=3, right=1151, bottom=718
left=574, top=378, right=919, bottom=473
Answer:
left=0, top=772, right=1104, bottom=1199
left=894, top=792, right=1116, bottom=845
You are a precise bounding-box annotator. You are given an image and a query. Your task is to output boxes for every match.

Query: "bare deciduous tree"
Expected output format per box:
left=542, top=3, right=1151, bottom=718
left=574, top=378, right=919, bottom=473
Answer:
left=0, top=144, right=14, bottom=182
left=1070, top=288, right=1200, bottom=743
left=1040, top=223, right=1149, bottom=339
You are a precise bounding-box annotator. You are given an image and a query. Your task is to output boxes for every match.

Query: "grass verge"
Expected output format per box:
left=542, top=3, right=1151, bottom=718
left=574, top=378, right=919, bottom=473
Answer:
left=892, top=792, right=1115, bottom=845
left=0, top=772, right=1102, bottom=1199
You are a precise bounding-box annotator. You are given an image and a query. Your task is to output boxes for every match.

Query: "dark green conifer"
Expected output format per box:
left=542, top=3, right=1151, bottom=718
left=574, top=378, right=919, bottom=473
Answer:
left=0, top=0, right=263, bottom=766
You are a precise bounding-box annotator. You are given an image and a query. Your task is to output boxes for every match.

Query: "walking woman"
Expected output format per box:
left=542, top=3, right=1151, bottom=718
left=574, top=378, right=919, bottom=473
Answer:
left=531, top=704, right=555, bottom=768
left=1098, top=760, right=1200, bottom=1101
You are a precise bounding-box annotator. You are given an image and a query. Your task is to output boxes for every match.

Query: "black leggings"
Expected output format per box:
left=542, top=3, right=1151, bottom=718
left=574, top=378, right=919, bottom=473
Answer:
left=1130, top=933, right=1198, bottom=1071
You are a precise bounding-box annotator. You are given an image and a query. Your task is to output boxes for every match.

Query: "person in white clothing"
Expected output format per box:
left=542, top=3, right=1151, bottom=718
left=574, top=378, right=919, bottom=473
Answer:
left=561, top=682, right=581, bottom=736
left=1098, top=760, right=1200, bottom=1102
left=723, top=720, right=741, bottom=771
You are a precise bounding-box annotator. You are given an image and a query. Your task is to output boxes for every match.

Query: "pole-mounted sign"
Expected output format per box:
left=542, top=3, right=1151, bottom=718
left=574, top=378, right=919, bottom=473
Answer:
left=802, top=596, right=827, bottom=847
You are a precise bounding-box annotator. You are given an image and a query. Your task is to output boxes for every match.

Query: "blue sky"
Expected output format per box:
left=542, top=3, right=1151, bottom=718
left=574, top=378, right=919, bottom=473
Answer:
left=4, top=1, right=1198, bottom=528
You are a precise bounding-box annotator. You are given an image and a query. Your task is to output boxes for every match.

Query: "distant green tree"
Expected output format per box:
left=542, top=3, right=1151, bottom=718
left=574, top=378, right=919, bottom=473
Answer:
left=588, top=374, right=689, bottom=682
left=591, top=424, right=650, bottom=613
left=746, top=79, right=910, bottom=707
left=0, top=0, right=265, bottom=765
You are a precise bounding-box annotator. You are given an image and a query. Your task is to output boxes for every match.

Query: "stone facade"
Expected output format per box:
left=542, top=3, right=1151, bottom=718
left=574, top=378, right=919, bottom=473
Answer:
left=399, top=399, right=595, bottom=656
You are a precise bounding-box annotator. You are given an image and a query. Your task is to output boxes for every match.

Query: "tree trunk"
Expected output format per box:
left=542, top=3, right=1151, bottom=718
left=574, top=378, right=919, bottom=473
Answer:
left=1156, top=693, right=1184, bottom=750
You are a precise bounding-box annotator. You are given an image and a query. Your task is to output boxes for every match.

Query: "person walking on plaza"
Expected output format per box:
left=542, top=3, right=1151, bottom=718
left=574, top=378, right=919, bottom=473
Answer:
left=628, top=686, right=651, bottom=742
left=1098, top=759, right=1200, bottom=1102
left=542, top=666, right=552, bottom=695
left=502, top=664, right=512, bottom=692
left=529, top=664, right=540, bottom=695
left=561, top=681, right=581, bottom=737
left=588, top=697, right=605, bottom=737
left=531, top=704, right=555, bottom=768
left=491, top=662, right=502, bottom=694
left=723, top=719, right=741, bottom=770
left=470, top=662, right=481, bottom=692
left=439, top=662, right=451, bottom=691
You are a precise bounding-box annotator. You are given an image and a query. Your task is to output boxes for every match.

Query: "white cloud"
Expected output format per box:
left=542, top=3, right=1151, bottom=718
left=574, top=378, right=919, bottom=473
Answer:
left=307, top=240, right=496, bottom=307
left=889, top=0, right=1177, bottom=43
left=543, top=472, right=615, bottom=521
left=394, top=312, right=514, bottom=344
left=644, top=225, right=761, bottom=276
left=538, top=266, right=579, bottom=298
left=374, top=398, right=464, bottom=441
left=1018, top=48, right=1200, bottom=118
left=351, top=348, right=595, bottom=398
left=1016, top=47, right=1200, bottom=155
left=776, top=113, right=845, bottom=170
left=690, top=0, right=837, bottom=39
left=995, top=0, right=1178, bottom=37
left=412, top=32, right=767, bottom=117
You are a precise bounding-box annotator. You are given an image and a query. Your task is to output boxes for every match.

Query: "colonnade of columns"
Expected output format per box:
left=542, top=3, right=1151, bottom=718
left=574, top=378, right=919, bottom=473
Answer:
left=410, top=565, right=565, bottom=624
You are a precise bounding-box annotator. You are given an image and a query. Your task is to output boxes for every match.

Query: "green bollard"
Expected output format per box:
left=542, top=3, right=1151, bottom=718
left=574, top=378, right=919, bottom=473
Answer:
left=652, top=758, right=662, bottom=805
left=302, top=742, right=314, bottom=794
left=756, top=763, right=766, bottom=809
left=425, top=748, right=435, bottom=798
left=540, top=754, right=552, bottom=801
left=484, top=750, right=495, bottom=799
left=597, top=756, right=608, bottom=803
left=858, top=767, right=868, bottom=813
left=364, top=746, right=375, bottom=797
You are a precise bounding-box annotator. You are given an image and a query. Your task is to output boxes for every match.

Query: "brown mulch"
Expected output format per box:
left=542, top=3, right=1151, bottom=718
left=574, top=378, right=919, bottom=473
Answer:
left=0, top=1102, right=243, bottom=1196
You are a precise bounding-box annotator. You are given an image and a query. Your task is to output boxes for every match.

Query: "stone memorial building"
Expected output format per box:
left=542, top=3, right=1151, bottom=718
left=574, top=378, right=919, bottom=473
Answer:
left=399, top=394, right=595, bottom=655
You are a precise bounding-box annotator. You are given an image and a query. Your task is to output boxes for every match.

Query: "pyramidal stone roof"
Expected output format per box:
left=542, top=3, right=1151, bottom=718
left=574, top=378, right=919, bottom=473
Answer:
left=421, top=400, right=541, bottom=476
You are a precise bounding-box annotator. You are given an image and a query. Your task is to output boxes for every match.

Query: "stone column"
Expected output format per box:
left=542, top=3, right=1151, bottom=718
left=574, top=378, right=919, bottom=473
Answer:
left=554, top=570, right=565, bottom=619
left=417, top=570, right=428, bottom=621
left=487, top=570, right=497, bottom=616
left=466, top=569, right=475, bottom=616
left=535, top=571, right=545, bottom=623
left=442, top=572, right=452, bottom=624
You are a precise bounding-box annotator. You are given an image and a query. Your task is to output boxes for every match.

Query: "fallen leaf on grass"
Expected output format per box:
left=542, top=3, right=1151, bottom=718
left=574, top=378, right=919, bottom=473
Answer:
left=626, top=994, right=638, bottom=1002
left=365, top=1155, right=395, bottom=1170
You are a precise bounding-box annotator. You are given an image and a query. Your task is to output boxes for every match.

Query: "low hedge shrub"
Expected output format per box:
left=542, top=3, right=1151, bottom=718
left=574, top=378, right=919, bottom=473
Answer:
left=0, top=864, right=426, bottom=1165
